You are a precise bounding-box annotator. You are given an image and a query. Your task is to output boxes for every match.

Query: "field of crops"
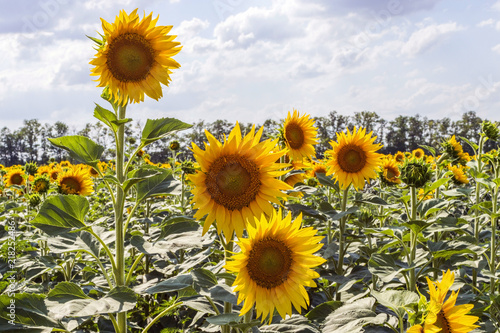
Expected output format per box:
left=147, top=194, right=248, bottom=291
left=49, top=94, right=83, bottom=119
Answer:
left=1, top=8, right=500, bottom=333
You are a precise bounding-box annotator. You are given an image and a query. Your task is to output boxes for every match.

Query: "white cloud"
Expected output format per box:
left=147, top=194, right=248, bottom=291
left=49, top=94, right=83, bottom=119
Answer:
left=477, top=18, right=494, bottom=27
left=493, top=44, right=500, bottom=55
left=401, top=22, right=464, bottom=56
left=497, top=21, right=500, bottom=31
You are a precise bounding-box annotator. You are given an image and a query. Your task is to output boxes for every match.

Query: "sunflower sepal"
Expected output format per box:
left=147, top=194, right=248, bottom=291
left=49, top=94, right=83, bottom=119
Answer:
left=86, top=34, right=104, bottom=47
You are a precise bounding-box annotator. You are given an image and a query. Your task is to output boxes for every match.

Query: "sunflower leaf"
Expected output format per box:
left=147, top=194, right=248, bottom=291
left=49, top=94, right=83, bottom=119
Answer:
left=135, top=168, right=182, bottom=202
left=30, top=195, right=88, bottom=236
left=141, top=118, right=192, bottom=145
left=93, top=103, right=118, bottom=132
left=371, top=290, right=419, bottom=319
left=48, top=135, right=104, bottom=169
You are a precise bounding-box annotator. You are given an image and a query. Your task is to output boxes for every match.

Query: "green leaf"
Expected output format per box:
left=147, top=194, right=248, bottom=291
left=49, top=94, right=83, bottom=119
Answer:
left=287, top=203, right=326, bottom=221
left=459, top=135, right=479, bottom=151
left=135, top=168, right=181, bottom=202
left=0, top=293, right=64, bottom=329
left=145, top=274, right=193, bottom=294
left=419, top=145, right=436, bottom=156
left=141, top=118, right=192, bottom=145
left=131, top=226, right=203, bottom=254
left=46, top=285, right=136, bottom=317
left=371, top=290, right=419, bottom=319
left=423, top=177, right=449, bottom=195
left=368, top=253, right=406, bottom=283
left=316, top=172, right=339, bottom=189
left=322, top=298, right=388, bottom=333
left=354, top=193, right=389, bottom=206
left=306, top=301, right=343, bottom=322
left=191, top=268, right=218, bottom=289
left=31, top=195, right=88, bottom=235
left=93, top=104, right=118, bottom=132
left=48, top=136, right=104, bottom=168
left=205, top=313, right=241, bottom=325
left=123, top=166, right=164, bottom=193
left=200, top=284, right=237, bottom=304
left=403, top=220, right=432, bottom=234
left=48, top=231, right=100, bottom=258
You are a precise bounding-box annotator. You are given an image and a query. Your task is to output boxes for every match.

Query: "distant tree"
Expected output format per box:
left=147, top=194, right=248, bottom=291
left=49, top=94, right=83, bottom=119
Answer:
left=19, top=119, right=41, bottom=162
left=385, top=116, right=409, bottom=154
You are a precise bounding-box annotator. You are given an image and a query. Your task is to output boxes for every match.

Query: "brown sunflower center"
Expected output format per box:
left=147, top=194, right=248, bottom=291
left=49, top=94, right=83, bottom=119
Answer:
left=51, top=172, right=59, bottom=181
left=385, top=166, right=399, bottom=179
left=246, top=237, right=293, bottom=289
left=107, top=32, right=155, bottom=82
left=337, top=144, right=366, bottom=173
left=60, top=177, right=81, bottom=194
left=205, top=154, right=261, bottom=211
left=415, top=151, right=423, bottom=158
left=435, top=310, right=451, bottom=333
left=285, top=123, right=305, bottom=149
left=10, top=174, right=23, bottom=185
left=313, top=166, right=327, bottom=177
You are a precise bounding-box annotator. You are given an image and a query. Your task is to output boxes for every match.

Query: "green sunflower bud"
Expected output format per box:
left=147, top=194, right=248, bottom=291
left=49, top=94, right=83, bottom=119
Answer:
left=170, top=140, right=180, bottom=151
left=357, top=207, right=374, bottom=226
left=482, top=120, right=500, bottom=142
left=181, top=160, right=196, bottom=175
left=399, top=158, right=433, bottom=188
left=24, top=161, right=38, bottom=176
left=307, top=178, right=318, bottom=187
left=29, top=194, right=42, bottom=207
left=32, top=176, right=50, bottom=194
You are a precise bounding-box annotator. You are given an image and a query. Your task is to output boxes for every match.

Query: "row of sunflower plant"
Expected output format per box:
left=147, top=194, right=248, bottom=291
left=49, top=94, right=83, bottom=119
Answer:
left=0, top=7, right=499, bottom=333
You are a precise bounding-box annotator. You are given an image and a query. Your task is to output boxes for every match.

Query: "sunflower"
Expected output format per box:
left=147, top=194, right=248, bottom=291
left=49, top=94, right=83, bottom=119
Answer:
left=225, top=209, right=325, bottom=322
left=32, top=176, right=51, bottom=194
left=90, top=9, right=181, bottom=106
left=423, top=270, right=479, bottom=332
left=380, top=157, right=401, bottom=186
left=57, top=166, right=94, bottom=196
left=307, top=160, right=328, bottom=178
left=4, top=168, right=26, bottom=187
left=394, top=151, right=406, bottom=164
left=413, top=148, right=425, bottom=159
left=325, top=127, right=383, bottom=190
left=282, top=110, right=318, bottom=162
left=448, top=164, right=469, bottom=185
left=37, top=165, right=51, bottom=177
left=49, top=166, right=62, bottom=183
left=189, top=122, right=291, bottom=238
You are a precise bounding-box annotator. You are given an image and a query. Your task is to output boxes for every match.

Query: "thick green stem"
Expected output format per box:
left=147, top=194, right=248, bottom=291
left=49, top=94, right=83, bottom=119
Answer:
left=181, top=172, right=185, bottom=213
left=473, top=136, right=485, bottom=290
left=409, top=186, right=417, bottom=292
left=222, top=232, right=234, bottom=333
left=335, top=186, right=349, bottom=301
left=491, top=166, right=499, bottom=293
left=115, top=104, right=127, bottom=333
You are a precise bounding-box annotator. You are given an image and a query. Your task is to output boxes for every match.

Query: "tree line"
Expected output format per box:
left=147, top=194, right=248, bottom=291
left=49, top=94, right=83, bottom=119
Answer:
left=0, top=111, right=496, bottom=167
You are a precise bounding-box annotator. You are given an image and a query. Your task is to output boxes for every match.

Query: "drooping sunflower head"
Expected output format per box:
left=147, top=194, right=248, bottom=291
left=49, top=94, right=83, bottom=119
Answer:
left=189, top=122, right=291, bottom=238
left=4, top=168, right=26, bottom=187
left=90, top=9, right=181, bottom=106
left=225, top=209, right=325, bottom=322
left=24, top=161, right=38, bottom=176
left=325, top=127, right=383, bottom=190
left=379, top=157, right=401, bottom=186
left=412, top=148, right=425, bottom=160
left=399, top=157, right=433, bottom=188
left=57, top=166, right=94, bottom=196
left=282, top=110, right=318, bottom=162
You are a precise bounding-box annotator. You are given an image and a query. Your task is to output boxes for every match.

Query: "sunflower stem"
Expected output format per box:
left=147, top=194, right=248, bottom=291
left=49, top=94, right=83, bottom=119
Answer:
left=408, top=186, right=417, bottom=292
left=335, top=186, right=349, bottom=301
left=491, top=164, right=499, bottom=294
left=473, top=135, right=485, bottom=291
left=222, top=232, right=234, bottom=333
left=115, top=103, right=128, bottom=333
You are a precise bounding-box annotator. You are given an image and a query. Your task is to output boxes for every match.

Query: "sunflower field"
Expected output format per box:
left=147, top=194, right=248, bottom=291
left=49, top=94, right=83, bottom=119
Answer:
left=1, top=8, right=500, bottom=333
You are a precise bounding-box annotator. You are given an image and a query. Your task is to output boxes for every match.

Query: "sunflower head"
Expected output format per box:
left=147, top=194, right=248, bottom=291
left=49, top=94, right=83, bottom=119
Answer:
left=379, top=157, right=401, bottom=186
left=225, top=209, right=325, bottom=322
left=282, top=110, right=318, bottom=162
left=5, top=168, right=26, bottom=187
left=394, top=151, right=406, bottom=164
left=29, top=194, right=42, bottom=208
left=32, top=176, right=51, bottom=194
left=24, top=161, right=38, bottom=176
left=169, top=140, right=181, bottom=151
left=447, top=164, right=469, bottom=185
left=90, top=9, right=182, bottom=106
left=399, top=157, right=433, bottom=188
left=189, top=122, right=291, bottom=238
left=482, top=120, right=500, bottom=141
left=57, top=166, right=94, bottom=196
left=412, top=148, right=425, bottom=160
left=325, top=127, right=383, bottom=190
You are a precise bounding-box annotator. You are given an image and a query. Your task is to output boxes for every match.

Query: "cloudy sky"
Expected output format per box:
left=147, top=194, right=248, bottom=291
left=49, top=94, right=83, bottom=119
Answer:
left=1, top=0, right=500, bottom=131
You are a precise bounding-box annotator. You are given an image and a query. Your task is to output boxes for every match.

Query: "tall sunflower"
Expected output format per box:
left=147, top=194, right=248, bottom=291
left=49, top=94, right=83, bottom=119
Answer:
left=283, top=110, right=318, bottom=162
left=189, top=122, right=291, bottom=238
left=225, top=209, right=325, bottom=322
left=325, top=127, right=383, bottom=190
left=90, top=9, right=181, bottom=106
left=4, top=168, right=26, bottom=187
left=57, top=166, right=94, bottom=196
